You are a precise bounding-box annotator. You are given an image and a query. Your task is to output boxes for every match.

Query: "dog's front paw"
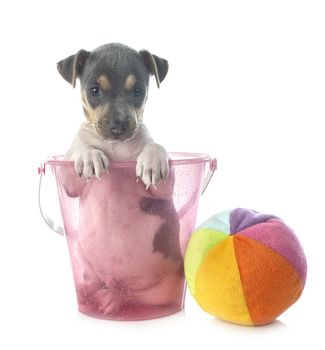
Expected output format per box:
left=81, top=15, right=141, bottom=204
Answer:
left=136, top=144, right=169, bottom=189
left=73, top=148, right=109, bottom=179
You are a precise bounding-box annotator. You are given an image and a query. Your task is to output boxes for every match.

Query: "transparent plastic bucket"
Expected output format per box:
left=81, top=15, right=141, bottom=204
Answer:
left=38, top=152, right=216, bottom=321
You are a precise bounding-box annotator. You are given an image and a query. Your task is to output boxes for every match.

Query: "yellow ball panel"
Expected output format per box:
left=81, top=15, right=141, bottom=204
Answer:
left=195, top=236, right=253, bottom=325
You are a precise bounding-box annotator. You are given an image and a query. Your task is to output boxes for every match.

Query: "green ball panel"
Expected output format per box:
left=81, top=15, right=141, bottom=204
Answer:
left=184, top=228, right=228, bottom=296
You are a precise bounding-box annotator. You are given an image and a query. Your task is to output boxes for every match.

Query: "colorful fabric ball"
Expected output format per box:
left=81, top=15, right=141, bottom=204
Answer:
left=184, top=208, right=307, bottom=325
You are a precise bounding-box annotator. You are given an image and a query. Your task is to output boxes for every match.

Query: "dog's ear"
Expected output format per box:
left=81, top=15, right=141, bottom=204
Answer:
left=139, top=50, right=169, bottom=88
left=57, top=49, right=90, bottom=88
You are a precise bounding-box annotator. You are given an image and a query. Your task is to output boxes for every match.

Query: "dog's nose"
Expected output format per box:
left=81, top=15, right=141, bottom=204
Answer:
left=108, top=120, right=128, bottom=136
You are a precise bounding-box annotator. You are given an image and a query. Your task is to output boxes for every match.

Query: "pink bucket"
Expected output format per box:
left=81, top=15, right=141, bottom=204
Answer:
left=38, top=152, right=216, bottom=321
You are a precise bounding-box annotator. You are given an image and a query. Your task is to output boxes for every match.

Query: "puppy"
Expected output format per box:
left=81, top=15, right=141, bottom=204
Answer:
left=58, top=43, right=169, bottom=188
left=57, top=43, right=183, bottom=318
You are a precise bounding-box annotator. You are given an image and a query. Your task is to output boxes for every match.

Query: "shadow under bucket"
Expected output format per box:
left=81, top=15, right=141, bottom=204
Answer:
left=39, top=152, right=216, bottom=321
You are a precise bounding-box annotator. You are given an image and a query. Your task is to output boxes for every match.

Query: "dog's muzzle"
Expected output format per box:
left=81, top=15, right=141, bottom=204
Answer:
left=108, top=120, right=129, bottom=137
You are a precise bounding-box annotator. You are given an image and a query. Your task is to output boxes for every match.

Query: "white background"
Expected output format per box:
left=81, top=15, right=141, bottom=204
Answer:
left=1, top=0, right=324, bottom=349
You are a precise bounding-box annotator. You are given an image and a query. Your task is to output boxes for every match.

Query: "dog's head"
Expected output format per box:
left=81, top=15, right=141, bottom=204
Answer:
left=57, top=43, right=168, bottom=141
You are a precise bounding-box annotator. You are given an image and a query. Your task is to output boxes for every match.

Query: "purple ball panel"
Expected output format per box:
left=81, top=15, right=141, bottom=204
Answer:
left=230, top=208, right=279, bottom=234
left=237, top=219, right=307, bottom=285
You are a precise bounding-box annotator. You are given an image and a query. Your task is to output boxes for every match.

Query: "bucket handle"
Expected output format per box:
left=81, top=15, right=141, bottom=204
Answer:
left=201, top=158, right=217, bottom=195
left=38, top=157, right=217, bottom=236
left=38, top=163, right=65, bottom=235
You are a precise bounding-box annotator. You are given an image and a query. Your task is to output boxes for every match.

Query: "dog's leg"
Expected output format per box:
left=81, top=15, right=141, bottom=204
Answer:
left=92, top=277, right=130, bottom=316
left=65, top=133, right=109, bottom=179
left=136, top=143, right=169, bottom=188
left=55, top=165, right=87, bottom=197
left=73, top=242, right=102, bottom=303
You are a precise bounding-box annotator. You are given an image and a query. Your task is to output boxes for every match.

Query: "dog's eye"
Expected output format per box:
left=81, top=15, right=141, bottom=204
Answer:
left=133, top=87, right=144, bottom=97
left=89, top=86, right=101, bottom=97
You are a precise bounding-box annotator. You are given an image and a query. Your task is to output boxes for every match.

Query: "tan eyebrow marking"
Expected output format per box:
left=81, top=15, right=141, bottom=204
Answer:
left=97, top=75, right=111, bottom=90
left=124, top=74, right=136, bottom=90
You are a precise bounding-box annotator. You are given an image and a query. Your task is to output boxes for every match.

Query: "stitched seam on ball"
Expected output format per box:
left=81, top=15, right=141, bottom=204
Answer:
left=233, top=234, right=304, bottom=324
left=232, top=236, right=254, bottom=325
left=235, top=219, right=307, bottom=284
left=231, top=219, right=276, bottom=235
